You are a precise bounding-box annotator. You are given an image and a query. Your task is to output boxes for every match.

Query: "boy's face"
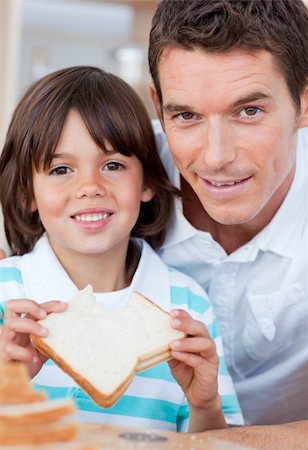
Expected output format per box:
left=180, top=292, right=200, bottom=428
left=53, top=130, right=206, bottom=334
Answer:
left=151, top=48, right=308, bottom=229
left=31, top=109, right=153, bottom=265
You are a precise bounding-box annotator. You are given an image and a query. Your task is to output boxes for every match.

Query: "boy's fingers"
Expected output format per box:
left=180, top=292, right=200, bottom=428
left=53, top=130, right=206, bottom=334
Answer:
left=4, top=317, right=48, bottom=337
left=1, top=341, right=34, bottom=363
left=170, top=350, right=208, bottom=369
left=41, top=301, right=67, bottom=314
left=5, top=299, right=47, bottom=320
left=170, top=312, right=209, bottom=338
left=171, top=336, right=215, bottom=353
left=171, top=337, right=218, bottom=364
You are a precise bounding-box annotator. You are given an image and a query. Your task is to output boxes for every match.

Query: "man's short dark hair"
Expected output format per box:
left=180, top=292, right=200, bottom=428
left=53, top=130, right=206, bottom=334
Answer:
left=149, top=0, right=308, bottom=110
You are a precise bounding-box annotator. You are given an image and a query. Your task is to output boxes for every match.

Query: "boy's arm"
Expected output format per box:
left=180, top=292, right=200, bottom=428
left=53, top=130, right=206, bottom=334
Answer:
left=188, top=395, right=226, bottom=433
left=205, top=420, right=308, bottom=450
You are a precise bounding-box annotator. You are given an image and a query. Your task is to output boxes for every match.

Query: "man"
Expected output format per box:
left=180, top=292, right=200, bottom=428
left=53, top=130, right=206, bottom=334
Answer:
left=148, top=0, right=308, bottom=448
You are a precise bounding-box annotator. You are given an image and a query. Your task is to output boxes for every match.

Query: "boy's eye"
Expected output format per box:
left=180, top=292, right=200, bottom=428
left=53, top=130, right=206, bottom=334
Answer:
left=104, top=162, right=123, bottom=171
left=49, top=166, right=71, bottom=175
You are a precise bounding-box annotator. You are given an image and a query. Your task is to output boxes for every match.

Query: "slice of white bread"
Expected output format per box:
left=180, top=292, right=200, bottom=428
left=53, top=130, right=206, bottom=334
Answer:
left=0, top=362, right=46, bottom=404
left=0, top=363, right=96, bottom=448
left=0, top=443, right=96, bottom=450
left=31, top=286, right=185, bottom=408
left=0, top=417, right=79, bottom=445
left=0, top=398, right=76, bottom=425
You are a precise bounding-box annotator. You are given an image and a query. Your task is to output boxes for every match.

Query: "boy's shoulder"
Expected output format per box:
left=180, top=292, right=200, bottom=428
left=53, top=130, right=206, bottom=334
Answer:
left=167, top=266, right=213, bottom=319
left=0, top=254, right=22, bottom=269
left=167, top=265, right=207, bottom=297
left=0, top=255, right=23, bottom=283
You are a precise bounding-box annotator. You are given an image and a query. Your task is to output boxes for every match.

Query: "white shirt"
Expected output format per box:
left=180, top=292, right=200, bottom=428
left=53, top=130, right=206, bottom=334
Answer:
left=154, top=121, right=308, bottom=425
left=0, top=235, right=242, bottom=428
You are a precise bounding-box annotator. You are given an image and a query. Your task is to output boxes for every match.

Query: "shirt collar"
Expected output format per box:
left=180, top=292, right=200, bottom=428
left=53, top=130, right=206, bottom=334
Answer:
left=20, top=234, right=77, bottom=302
left=256, top=128, right=307, bottom=258
left=20, top=235, right=171, bottom=310
left=128, top=238, right=171, bottom=311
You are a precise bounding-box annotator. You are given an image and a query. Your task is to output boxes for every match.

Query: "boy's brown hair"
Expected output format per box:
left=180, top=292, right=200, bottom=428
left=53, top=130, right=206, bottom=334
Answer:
left=0, top=66, right=178, bottom=257
left=149, top=0, right=308, bottom=110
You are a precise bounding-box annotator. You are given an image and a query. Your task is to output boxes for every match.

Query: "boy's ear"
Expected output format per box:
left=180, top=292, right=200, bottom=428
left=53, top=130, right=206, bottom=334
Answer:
left=31, top=198, right=37, bottom=212
left=141, top=185, right=155, bottom=203
left=298, top=85, right=308, bottom=128
left=149, top=80, right=164, bottom=130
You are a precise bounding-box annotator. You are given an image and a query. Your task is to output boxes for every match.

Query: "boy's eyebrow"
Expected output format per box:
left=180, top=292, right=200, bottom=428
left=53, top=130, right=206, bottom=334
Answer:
left=51, top=152, right=72, bottom=160
left=51, top=148, right=119, bottom=160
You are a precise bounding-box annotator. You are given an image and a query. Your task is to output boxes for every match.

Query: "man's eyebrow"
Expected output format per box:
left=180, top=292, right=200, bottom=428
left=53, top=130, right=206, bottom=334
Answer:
left=231, top=92, right=271, bottom=108
left=162, top=103, right=194, bottom=114
left=162, top=93, right=271, bottom=114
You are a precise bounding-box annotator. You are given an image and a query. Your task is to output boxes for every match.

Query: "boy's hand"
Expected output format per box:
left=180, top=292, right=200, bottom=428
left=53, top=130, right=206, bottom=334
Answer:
left=0, top=299, right=67, bottom=378
left=0, top=249, right=6, bottom=259
left=168, top=309, right=220, bottom=410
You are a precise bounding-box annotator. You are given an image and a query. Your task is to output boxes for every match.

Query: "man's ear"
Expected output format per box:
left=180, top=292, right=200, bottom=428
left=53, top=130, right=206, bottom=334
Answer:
left=149, top=80, right=164, bottom=130
left=298, top=85, right=308, bottom=128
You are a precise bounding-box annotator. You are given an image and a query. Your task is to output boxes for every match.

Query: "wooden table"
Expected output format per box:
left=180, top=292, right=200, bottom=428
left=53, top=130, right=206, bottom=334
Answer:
left=0, top=423, right=254, bottom=449
left=77, top=423, right=254, bottom=450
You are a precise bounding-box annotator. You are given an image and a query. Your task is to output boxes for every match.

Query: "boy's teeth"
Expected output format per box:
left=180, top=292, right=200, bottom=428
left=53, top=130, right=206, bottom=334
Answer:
left=75, top=213, right=109, bottom=222
left=210, top=181, right=236, bottom=187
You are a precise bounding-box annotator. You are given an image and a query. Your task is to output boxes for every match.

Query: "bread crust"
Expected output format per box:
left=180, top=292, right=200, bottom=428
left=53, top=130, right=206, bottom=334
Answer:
left=0, top=399, right=76, bottom=425
left=0, top=421, right=79, bottom=445
left=31, top=335, right=135, bottom=409
left=0, top=362, right=46, bottom=404
left=30, top=289, right=185, bottom=408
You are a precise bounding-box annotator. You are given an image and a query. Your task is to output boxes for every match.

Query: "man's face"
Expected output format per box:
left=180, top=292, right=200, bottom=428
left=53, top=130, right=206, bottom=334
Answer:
left=152, top=48, right=308, bottom=228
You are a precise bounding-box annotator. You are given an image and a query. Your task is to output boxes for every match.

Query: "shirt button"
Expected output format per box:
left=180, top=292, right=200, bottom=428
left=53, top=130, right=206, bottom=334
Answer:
left=218, top=274, right=228, bottom=283
left=259, top=318, right=272, bottom=330
left=215, top=296, right=225, bottom=306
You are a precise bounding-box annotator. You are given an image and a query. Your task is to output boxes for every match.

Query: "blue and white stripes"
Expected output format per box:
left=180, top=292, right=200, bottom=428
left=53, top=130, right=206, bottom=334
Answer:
left=0, top=236, right=243, bottom=430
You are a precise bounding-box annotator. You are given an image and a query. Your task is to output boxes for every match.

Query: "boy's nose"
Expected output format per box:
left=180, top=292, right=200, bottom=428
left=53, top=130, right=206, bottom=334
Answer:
left=75, top=173, right=107, bottom=198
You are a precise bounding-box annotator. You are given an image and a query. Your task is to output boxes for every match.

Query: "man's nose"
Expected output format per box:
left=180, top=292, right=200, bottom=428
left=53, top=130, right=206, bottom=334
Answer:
left=202, top=120, right=236, bottom=170
left=75, top=171, right=107, bottom=198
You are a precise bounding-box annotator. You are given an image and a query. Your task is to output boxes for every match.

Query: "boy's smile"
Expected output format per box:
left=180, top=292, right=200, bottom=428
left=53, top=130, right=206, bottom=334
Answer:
left=31, top=109, right=153, bottom=285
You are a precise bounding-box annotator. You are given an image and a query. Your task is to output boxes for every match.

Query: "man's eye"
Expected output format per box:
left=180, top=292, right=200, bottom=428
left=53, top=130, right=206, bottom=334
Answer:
left=240, top=107, right=261, bottom=118
left=104, top=162, right=123, bottom=171
left=49, top=166, right=70, bottom=175
left=180, top=112, right=195, bottom=120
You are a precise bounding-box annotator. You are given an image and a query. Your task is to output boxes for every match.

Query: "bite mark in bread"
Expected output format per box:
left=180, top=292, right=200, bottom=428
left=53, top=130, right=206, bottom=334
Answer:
left=31, top=286, right=185, bottom=408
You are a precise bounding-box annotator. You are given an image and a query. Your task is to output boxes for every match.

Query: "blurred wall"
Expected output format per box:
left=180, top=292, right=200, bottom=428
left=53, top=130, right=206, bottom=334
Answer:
left=0, top=0, right=22, bottom=254
left=0, top=0, right=158, bottom=254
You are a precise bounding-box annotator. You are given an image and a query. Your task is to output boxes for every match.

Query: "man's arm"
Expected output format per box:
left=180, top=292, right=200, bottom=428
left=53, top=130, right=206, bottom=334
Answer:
left=205, top=420, right=308, bottom=450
